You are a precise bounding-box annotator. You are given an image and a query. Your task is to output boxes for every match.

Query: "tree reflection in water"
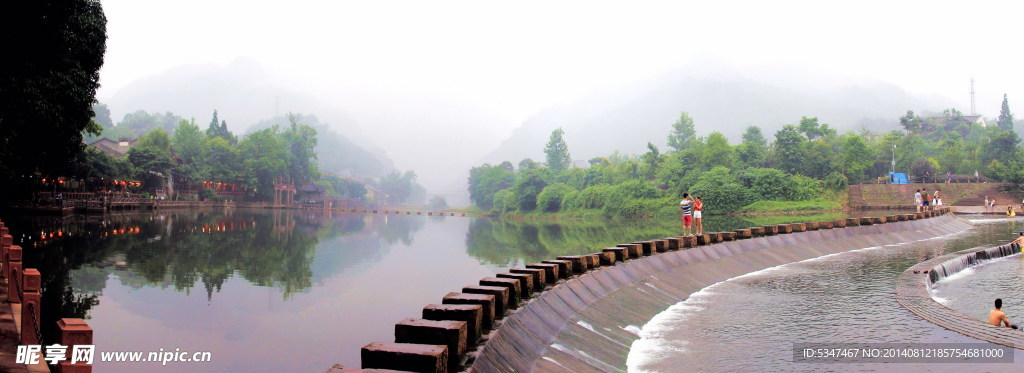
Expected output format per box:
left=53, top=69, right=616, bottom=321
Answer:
left=2, top=208, right=425, bottom=347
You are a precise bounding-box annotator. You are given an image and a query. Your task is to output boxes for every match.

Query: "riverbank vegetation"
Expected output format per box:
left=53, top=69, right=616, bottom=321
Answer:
left=470, top=102, right=1021, bottom=218
left=23, top=107, right=428, bottom=205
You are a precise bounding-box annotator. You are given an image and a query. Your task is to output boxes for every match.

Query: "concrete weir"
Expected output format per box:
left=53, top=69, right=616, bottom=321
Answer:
left=472, top=211, right=969, bottom=373
left=896, top=242, right=1024, bottom=349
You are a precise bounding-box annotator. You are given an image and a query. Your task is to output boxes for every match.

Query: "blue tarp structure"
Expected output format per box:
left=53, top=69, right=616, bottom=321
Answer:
left=888, top=172, right=909, bottom=184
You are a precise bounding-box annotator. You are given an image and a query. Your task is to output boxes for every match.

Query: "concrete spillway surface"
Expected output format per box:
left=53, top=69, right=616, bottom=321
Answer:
left=932, top=219, right=1024, bottom=335
left=622, top=218, right=1024, bottom=372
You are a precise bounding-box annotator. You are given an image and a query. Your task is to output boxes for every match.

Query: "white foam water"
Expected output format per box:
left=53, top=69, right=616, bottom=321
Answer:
left=627, top=233, right=964, bottom=372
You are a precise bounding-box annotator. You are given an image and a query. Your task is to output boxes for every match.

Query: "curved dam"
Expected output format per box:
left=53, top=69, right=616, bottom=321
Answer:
left=471, top=212, right=971, bottom=372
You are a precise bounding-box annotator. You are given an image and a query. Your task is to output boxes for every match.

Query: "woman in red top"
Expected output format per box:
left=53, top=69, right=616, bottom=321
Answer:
left=693, top=196, right=704, bottom=235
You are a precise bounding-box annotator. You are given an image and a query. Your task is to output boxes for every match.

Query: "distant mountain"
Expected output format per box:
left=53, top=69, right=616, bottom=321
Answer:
left=103, top=58, right=394, bottom=179
left=484, top=68, right=954, bottom=164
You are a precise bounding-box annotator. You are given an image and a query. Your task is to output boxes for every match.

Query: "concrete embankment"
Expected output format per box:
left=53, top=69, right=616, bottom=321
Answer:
left=474, top=211, right=968, bottom=373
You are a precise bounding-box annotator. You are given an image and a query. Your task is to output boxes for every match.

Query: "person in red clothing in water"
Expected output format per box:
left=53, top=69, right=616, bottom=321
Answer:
left=693, top=195, right=704, bottom=236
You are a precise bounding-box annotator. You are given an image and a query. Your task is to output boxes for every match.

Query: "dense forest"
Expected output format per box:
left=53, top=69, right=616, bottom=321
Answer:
left=469, top=96, right=1021, bottom=218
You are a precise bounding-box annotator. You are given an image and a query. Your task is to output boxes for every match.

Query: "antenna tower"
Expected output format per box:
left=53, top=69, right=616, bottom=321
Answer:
left=970, top=78, right=976, bottom=116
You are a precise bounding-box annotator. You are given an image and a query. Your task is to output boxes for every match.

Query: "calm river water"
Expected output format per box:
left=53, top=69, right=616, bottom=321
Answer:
left=1, top=208, right=903, bottom=372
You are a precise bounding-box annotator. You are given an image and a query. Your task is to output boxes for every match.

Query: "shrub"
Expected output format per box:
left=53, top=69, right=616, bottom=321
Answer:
left=537, top=183, right=575, bottom=212
left=824, top=171, right=848, bottom=191
left=786, top=174, right=821, bottom=201
left=568, top=184, right=614, bottom=210
left=689, top=167, right=754, bottom=214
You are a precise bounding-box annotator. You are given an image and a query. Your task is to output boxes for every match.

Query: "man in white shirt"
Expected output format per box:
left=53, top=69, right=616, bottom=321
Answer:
left=914, top=190, right=922, bottom=213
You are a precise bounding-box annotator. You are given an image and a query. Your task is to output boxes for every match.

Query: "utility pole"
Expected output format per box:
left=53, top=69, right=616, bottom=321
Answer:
left=891, top=144, right=896, bottom=175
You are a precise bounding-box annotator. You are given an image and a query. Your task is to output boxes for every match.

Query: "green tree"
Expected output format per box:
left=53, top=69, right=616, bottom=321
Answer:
left=641, top=142, right=661, bottom=180
left=136, top=129, right=171, bottom=153
left=899, top=110, right=922, bottom=134
left=206, top=110, right=237, bottom=144
left=172, top=119, right=209, bottom=186
left=771, top=125, right=806, bottom=174
left=802, top=139, right=834, bottom=179
left=839, top=134, right=873, bottom=183
left=239, top=127, right=288, bottom=200
left=667, top=112, right=697, bottom=151
left=127, top=147, right=173, bottom=193
left=468, top=163, right=517, bottom=209
left=283, top=113, right=319, bottom=183
left=544, top=128, right=572, bottom=171
left=797, top=117, right=835, bottom=141
left=207, top=136, right=241, bottom=184
left=537, top=183, right=574, bottom=212
left=689, top=167, right=754, bottom=214
left=0, top=0, right=107, bottom=183
left=737, top=126, right=767, bottom=167
left=982, top=129, right=1020, bottom=166
left=510, top=168, right=549, bottom=211
left=701, top=132, right=734, bottom=170
left=998, top=94, right=1015, bottom=131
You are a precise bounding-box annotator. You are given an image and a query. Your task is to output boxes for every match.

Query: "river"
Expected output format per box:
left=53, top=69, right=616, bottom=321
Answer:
left=1, top=208, right=907, bottom=372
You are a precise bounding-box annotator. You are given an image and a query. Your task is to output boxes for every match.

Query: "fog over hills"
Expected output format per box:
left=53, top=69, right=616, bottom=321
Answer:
left=103, top=59, right=395, bottom=179
left=103, top=59, right=960, bottom=205
left=483, top=65, right=955, bottom=165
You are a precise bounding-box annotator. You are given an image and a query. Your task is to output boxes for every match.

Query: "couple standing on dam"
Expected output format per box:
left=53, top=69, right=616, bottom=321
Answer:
left=678, top=193, right=703, bottom=236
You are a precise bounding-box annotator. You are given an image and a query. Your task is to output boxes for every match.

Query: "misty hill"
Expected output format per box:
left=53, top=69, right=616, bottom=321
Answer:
left=484, top=69, right=954, bottom=163
left=249, top=114, right=394, bottom=178
left=103, top=58, right=394, bottom=179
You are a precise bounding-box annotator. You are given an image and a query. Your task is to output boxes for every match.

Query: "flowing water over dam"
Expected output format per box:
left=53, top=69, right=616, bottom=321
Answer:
left=932, top=218, right=1024, bottom=335
left=628, top=216, right=1024, bottom=372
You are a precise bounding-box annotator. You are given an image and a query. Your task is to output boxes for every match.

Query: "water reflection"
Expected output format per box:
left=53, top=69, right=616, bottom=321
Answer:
left=465, top=212, right=852, bottom=265
left=3, top=210, right=424, bottom=350
left=0, top=208, right=908, bottom=371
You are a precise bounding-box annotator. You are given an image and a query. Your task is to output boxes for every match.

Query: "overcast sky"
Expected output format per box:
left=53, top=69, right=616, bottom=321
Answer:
left=96, top=0, right=1024, bottom=193
left=98, top=0, right=1022, bottom=116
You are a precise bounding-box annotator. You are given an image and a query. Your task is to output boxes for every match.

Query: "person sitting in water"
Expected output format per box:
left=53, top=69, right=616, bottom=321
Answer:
left=1012, top=232, right=1024, bottom=247
left=1008, top=205, right=1016, bottom=217
left=989, top=298, right=1019, bottom=329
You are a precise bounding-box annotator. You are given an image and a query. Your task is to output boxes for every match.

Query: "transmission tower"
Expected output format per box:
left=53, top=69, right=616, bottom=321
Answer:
left=970, top=77, right=976, bottom=116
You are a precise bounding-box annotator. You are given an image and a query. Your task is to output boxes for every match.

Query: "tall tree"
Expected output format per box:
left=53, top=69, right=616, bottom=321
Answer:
left=998, top=94, right=1015, bottom=131
left=667, top=112, right=697, bottom=151
left=797, top=117, right=835, bottom=141
left=701, top=132, right=734, bottom=170
left=172, top=119, right=209, bottom=186
left=641, top=142, right=661, bottom=180
left=0, top=0, right=107, bottom=183
left=737, top=126, right=767, bottom=167
left=206, top=109, right=236, bottom=143
left=771, top=125, right=807, bottom=174
left=544, top=128, right=572, bottom=171
left=283, top=113, right=319, bottom=183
